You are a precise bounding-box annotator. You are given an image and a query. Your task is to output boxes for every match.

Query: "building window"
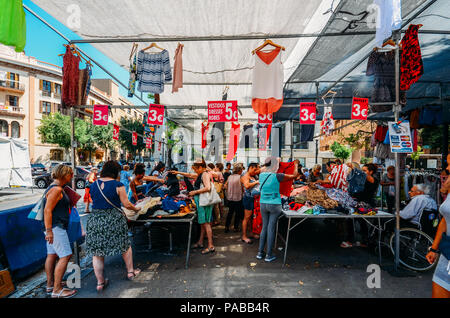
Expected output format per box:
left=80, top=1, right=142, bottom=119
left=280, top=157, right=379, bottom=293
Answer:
left=42, top=80, right=51, bottom=93
left=11, top=121, right=20, bottom=138
left=8, top=72, right=19, bottom=89
left=7, top=95, right=19, bottom=107
left=54, top=83, right=61, bottom=97
left=0, top=120, right=8, bottom=137
left=292, top=122, right=309, bottom=150
left=41, top=101, right=51, bottom=115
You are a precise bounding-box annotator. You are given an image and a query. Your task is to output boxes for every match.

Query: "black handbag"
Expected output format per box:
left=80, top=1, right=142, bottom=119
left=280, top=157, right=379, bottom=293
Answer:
left=439, top=232, right=450, bottom=260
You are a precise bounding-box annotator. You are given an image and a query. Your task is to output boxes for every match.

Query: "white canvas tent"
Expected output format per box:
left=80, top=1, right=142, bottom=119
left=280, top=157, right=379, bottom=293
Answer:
left=0, top=137, right=33, bottom=188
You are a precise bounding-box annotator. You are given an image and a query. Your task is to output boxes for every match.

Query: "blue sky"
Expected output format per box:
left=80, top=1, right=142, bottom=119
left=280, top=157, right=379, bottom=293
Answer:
left=23, top=0, right=150, bottom=105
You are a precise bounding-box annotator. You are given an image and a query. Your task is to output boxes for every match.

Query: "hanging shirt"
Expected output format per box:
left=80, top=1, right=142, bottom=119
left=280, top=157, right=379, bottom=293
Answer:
left=201, top=122, right=209, bottom=149
left=320, top=105, right=334, bottom=137
left=251, top=47, right=284, bottom=115
left=300, top=124, right=315, bottom=142
left=137, top=50, right=172, bottom=94
left=62, top=46, right=81, bottom=108
left=400, top=24, right=424, bottom=91
left=172, top=43, right=183, bottom=93
left=226, top=123, right=240, bottom=162
left=374, top=0, right=402, bottom=48
left=329, top=164, right=350, bottom=192
left=0, top=0, right=26, bottom=52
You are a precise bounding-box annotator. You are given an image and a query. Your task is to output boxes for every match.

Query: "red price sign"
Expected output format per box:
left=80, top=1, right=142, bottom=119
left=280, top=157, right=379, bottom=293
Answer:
left=146, top=138, right=152, bottom=149
left=208, top=101, right=238, bottom=122
left=299, top=103, right=316, bottom=124
left=132, top=132, right=137, bottom=146
left=113, top=124, right=119, bottom=141
left=147, top=104, right=165, bottom=126
left=158, top=141, right=162, bottom=151
left=351, top=97, right=369, bottom=120
left=258, top=113, right=273, bottom=124
left=93, top=105, right=109, bottom=126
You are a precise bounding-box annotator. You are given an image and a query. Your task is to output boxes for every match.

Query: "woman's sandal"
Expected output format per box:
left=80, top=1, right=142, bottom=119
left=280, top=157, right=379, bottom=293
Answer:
left=96, top=278, right=109, bottom=293
left=201, top=247, right=215, bottom=255
left=340, top=241, right=353, bottom=248
left=46, top=281, right=67, bottom=296
left=241, top=238, right=253, bottom=244
left=191, top=243, right=204, bottom=249
left=51, top=288, right=77, bottom=298
left=127, top=268, right=142, bottom=281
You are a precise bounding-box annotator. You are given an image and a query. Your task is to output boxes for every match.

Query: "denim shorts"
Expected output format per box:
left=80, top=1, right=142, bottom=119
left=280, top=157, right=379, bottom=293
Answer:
left=45, top=226, right=72, bottom=258
left=243, top=195, right=254, bottom=211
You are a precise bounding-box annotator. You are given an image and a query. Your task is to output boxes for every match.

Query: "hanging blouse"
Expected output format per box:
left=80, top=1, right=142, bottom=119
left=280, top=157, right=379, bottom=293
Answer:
left=251, top=47, right=284, bottom=115
left=320, top=99, right=334, bottom=137
left=136, top=49, right=172, bottom=94
left=61, top=46, right=81, bottom=108
left=400, top=24, right=424, bottom=91
left=172, top=43, right=183, bottom=93
left=226, top=123, right=240, bottom=162
left=201, top=121, right=209, bottom=149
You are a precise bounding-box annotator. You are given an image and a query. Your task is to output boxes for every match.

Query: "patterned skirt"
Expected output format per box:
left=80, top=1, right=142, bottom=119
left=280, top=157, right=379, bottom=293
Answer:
left=85, top=208, right=131, bottom=257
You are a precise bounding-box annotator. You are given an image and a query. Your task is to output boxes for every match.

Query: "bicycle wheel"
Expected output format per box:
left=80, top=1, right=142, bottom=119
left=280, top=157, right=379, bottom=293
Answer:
left=390, top=228, right=437, bottom=272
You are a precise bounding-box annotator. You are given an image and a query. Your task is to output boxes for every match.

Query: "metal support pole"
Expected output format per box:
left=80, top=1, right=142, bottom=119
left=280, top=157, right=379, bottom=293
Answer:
left=70, top=108, right=80, bottom=266
left=393, top=30, right=401, bottom=271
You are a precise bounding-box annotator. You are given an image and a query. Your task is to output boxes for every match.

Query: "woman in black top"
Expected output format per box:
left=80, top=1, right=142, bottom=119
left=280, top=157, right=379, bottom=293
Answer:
left=43, top=164, right=77, bottom=298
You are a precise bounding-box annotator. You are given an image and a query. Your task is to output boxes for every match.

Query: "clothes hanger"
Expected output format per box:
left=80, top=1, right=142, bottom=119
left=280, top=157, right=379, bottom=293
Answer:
left=252, top=39, right=285, bottom=55
left=58, top=44, right=92, bottom=66
left=129, top=43, right=138, bottom=60
left=141, top=42, right=165, bottom=52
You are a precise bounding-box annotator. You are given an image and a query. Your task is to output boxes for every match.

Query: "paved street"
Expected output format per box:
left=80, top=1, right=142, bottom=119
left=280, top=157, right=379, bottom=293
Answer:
left=4, top=191, right=432, bottom=298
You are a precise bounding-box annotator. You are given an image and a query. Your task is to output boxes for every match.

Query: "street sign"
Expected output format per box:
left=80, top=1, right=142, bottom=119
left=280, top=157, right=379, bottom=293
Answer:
left=258, top=113, right=273, bottom=124
left=113, top=124, right=119, bottom=141
left=147, top=104, right=165, bottom=126
left=132, top=132, right=137, bottom=146
left=351, top=97, right=369, bottom=120
left=208, top=100, right=238, bottom=122
left=299, top=102, right=316, bottom=124
left=93, top=105, right=109, bottom=126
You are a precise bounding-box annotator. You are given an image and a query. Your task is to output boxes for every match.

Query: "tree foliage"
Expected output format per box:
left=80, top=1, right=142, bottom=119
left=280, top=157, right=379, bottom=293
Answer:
left=119, top=117, right=145, bottom=155
left=330, top=141, right=352, bottom=162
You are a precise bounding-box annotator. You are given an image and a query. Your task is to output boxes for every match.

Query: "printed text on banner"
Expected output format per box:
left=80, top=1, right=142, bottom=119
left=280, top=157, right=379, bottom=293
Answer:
left=147, top=104, right=165, bottom=126
left=351, top=97, right=369, bottom=120
left=93, top=105, right=109, bottom=126
left=208, top=101, right=238, bottom=122
left=299, top=102, right=316, bottom=125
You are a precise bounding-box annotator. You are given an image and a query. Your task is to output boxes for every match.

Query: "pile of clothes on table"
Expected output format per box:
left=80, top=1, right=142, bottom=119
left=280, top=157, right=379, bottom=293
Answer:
left=286, top=183, right=378, bottom=215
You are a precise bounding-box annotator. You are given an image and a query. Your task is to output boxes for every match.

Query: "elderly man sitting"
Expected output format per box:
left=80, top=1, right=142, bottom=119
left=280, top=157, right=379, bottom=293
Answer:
left=399, top=184, right=437, bottom=226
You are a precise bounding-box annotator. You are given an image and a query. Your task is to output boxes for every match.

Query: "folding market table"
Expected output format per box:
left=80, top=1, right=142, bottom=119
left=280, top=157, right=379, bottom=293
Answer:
left=131, top=212, right=197, bottom=269
left=275, top=210, right=395, bottom=266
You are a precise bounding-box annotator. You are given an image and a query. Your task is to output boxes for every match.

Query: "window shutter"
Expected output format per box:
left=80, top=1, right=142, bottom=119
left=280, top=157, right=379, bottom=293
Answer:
left=39, top=101, right=43, bottom=113
left=39, top=79, right=43, bottom=90
left=51, top=82, right=55, bottom=93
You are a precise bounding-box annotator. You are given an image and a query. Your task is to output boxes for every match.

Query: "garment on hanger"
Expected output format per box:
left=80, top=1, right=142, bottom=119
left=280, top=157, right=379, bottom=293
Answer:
left=329, top=163, right=350, bottom=192
left=374, top=0, right=402, bottom=48
left=0, top=0, right=26, bottom=52
left=409, top=108, right=421, bottom=128
left=300, top=124, right=315, bottom=142
left=258, top=124, right=272, bottom=151
left=375, top=125, right=389, bottom=143
left=61, top=46, right=81, bottom=108
left=277, top=162, right=295, bottom=197
left=201, top=121, right=209, bottom=149
left=137, top=49, right=172, bottom=94
left=400, top=24, right=423, bottom=91
left=320, top=105, right=334, bottom=137
left=239, top=124, right=254, bottom=149
left=374, top=143, right=390, bottom=159
left=85, top=64, right=92, bottom=97
left=412, top=129, right=418, bottom=152
left=226, top=123, right=240, bottom=162
left=251, top=47, right=283, bottom=115
left=77, top=67, right=89, bottom=106
left=172, top=43, right=183, bottom=93
left=128, top=51, right=137, bottom=97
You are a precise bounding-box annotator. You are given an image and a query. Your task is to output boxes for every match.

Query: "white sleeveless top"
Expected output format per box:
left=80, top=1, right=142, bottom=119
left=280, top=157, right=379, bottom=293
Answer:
left=251, top=48, right=283, bottom=100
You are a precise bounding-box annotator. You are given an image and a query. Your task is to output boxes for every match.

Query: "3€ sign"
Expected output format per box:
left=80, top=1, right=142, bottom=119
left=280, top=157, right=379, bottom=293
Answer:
left=132, top=132, right=138, bottom=146
left=93, top=105, right=109, bottom=126
left=351, top=97, right=369, bottom=120
left=258, top=113, right=273, bottom=124
left=147, top=104, right=165, bottom=126
left=113, top=124, right=119, bottom=141
left=299, top=102, right=316, bottom=124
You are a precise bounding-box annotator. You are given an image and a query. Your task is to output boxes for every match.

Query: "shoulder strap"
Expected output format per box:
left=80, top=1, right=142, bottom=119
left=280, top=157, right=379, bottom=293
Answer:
left=260, top=173, right=276, bottom=192
left=95, top=180, right=126, bottom=216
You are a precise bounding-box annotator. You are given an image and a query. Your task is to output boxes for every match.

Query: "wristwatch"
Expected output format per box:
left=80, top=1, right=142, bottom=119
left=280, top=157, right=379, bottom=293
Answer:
left=428, top=246, right=440, bottom=253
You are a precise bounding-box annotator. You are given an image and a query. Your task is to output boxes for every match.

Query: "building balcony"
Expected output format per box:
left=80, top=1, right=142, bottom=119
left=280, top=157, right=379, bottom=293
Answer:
left=41, top=90, right=52, bottom=97
left=0, top=105, right=25, bottom=118
left=0, top=80, right=25, bottom=94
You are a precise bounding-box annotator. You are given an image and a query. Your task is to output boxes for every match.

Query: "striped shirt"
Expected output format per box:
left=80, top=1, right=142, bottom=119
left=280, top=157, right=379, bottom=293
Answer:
left=329, top=164, right=350, bottom=192
left=137, top=50, right=172, bottom=94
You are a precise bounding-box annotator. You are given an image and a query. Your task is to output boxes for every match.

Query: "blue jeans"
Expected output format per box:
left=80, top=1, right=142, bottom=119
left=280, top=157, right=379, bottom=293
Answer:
left=258, top=203, right=282, bottom=257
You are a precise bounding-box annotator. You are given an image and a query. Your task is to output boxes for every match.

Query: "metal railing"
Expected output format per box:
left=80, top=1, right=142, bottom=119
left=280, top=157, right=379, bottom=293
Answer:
left=41, top=90, right=52, bottom=97
left=0, top=80, right=25, bottom=91
left=0, top=105, right=23, bottom=113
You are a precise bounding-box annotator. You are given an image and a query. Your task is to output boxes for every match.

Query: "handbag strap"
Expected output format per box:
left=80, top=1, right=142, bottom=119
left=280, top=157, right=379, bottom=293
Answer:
left=95, top=180, right=126, bottom=217
left=259, top=173, right=275, bottom=193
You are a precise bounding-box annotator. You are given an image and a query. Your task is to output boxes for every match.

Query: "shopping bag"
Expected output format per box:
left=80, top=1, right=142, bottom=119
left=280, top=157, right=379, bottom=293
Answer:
left=27, top=195, right=45, bottom=221
left=252, top=196, right=262, bottom=235
left=67, top=207, right=84, bottom=245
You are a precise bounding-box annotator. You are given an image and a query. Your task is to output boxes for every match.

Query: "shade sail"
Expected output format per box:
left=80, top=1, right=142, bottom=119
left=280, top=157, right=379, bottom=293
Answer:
left=31, top=0, right=449, bottom=128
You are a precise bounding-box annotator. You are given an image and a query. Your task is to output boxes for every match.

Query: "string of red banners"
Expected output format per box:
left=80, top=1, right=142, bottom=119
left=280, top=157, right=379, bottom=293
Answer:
left=93, top=104, right=165, bottom=149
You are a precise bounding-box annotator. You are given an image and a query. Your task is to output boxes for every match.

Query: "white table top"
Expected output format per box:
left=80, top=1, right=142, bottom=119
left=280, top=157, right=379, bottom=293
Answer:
left=282, top=209, right=395, bottom=219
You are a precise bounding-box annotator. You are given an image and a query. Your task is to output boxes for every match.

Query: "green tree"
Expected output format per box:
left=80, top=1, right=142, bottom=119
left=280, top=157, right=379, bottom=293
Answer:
left=92, top=124, right=115, bottom=159
left=166, top=120, right=179, bottom=167
left=119, top=117, right=145, bottom=156
left=330, top=141, right=352, bottom=162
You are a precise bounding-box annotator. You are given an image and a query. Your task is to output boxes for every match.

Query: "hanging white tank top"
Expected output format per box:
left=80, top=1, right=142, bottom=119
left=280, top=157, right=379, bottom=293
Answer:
left=251, top=47, right=284, bottom=115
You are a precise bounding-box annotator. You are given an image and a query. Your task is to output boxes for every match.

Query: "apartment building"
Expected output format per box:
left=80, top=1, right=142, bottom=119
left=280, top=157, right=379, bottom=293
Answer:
left=0, top=44, right=141, bottom=164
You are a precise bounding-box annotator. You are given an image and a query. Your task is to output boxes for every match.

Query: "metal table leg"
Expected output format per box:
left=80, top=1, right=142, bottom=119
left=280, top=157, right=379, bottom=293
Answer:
left=283, top=217, right=291, bottom=266
left=185, top=219, right=193, bottom=269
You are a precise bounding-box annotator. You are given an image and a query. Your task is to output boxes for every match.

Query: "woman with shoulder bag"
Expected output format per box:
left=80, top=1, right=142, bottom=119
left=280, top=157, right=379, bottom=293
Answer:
left=83, top=167, right=98, bottom=214
left=426, top=177, right=450, bottom=298
left=43, top=164, right=77, bottom=298
left=86, top=161, right=142, bottom=292
left=210, top=163, right=225, bottom=226
left=171, top=159, right=216, bottom=254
